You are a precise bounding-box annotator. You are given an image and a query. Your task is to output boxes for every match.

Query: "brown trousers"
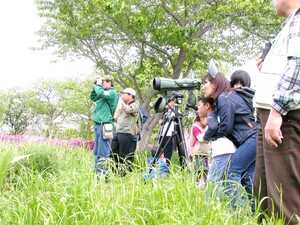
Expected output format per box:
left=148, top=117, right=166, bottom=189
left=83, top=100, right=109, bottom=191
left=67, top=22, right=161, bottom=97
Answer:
left=254, top=108, right=300, bottom=225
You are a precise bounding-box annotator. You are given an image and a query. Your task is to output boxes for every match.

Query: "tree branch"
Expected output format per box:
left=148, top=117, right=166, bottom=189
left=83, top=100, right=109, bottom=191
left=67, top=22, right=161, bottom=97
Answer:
left=161, top=2, right=187, bottom=26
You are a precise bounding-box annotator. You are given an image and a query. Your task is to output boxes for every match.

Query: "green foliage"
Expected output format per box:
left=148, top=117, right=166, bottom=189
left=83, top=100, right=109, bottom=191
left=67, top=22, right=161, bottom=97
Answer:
left=2, top=88, right=38, bottom=135
left=61, top=128, right=80, bottom=139
left=78, top=129, right=93, bottom=141
left=35, top=0, right=283, bottom=89
left=27, top=150, right=58, bottom=175
left=0, top=91, right=6, bottom=125
left=0, top=150, right=12, bottom=188
left=0, top=77, right=94, bottom=139
left=0, top=76, right=94, bottom=141
left=57, top=78, right=94, bottom=139
left=0, top=142, right=292, bottom=224
left=7, top=145, right=58, bottom=188
left=29, top=79, right=69, bottom=134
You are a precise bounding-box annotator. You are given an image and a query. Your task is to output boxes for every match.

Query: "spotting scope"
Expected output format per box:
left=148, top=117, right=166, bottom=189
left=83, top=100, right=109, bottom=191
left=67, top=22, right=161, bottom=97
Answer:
left=153, top=78, right=201, bottom=91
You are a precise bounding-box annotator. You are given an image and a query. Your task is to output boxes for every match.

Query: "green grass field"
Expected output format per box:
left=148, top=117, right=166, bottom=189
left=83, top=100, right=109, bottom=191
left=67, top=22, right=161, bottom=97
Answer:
left=0, top=142, right=288, bottom=225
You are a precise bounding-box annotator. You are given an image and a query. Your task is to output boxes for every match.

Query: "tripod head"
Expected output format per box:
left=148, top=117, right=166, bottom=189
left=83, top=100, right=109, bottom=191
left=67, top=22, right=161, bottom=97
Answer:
left=169, top=91, right=184, bottom=105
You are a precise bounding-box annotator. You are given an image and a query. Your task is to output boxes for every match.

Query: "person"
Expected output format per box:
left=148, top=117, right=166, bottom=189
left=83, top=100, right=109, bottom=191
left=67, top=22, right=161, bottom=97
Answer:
left=253, top=1, right=300, bottom=224
left=157, top=100, right=175, bottom=166
left=230, top=70, right=259, bottom=123
left=90, top=75, right=118, bottom=182
left=189, top=113, right=211, bottom=187
left=201, top=59, right=258, bottom=210
left=230, top=70, right=251, bottom=88
left=197, top=95, right=236, bottom=187
left=111, top=87, right=140, bottom=176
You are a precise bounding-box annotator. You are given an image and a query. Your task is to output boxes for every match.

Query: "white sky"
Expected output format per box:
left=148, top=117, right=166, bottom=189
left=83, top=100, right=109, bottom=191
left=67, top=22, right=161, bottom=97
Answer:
left=0, top=0, right=94, bottom=90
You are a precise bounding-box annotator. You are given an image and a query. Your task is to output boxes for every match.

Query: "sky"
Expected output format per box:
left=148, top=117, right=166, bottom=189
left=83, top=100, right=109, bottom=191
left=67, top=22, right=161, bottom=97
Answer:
left=0, top=0, right=94, bottom=90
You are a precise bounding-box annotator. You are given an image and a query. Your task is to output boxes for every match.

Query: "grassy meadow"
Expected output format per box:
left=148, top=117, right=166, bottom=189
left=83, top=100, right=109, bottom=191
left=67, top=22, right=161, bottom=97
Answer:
left=0, top=141, right=287, bottom=225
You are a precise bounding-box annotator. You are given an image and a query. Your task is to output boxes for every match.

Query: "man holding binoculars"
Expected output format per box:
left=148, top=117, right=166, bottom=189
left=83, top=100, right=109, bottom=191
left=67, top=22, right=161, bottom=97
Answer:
left=90, top=75, right=118, bottom=182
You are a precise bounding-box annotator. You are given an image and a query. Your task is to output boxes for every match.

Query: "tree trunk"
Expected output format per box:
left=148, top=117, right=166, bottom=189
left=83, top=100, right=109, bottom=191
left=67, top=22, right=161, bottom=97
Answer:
left=137, top=113, right=162, bottom=151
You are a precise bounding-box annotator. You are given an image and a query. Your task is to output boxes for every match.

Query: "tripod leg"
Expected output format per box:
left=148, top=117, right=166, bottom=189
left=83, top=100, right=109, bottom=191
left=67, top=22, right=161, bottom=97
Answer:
left=150, top=118, right=174, bottom=174
left=160, top=136, right=174, bottom=165
left=174, top=117, right=190, bottom=170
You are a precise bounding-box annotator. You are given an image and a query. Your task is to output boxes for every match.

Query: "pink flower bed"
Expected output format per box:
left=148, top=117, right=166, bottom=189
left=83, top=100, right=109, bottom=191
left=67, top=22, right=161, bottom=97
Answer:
left=0, top=133, right=94, bottom=150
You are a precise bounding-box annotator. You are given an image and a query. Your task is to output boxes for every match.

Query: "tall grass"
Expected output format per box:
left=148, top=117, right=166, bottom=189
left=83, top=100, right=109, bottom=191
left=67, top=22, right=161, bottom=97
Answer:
left=0, top=142, right=287, bottom=224
left=0, top=149, right=12, bottom=186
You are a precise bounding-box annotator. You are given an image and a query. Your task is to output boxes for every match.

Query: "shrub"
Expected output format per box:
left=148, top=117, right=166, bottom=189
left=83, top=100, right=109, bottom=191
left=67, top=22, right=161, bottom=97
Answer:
left=7, top=147, right=58, bottom=188
left=61, top=128, right=80, bottom=139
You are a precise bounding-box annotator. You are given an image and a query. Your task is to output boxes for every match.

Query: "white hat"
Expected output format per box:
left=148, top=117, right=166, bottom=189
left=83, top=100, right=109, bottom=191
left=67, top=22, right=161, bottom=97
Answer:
left=121, top=88, right=136, bottom=96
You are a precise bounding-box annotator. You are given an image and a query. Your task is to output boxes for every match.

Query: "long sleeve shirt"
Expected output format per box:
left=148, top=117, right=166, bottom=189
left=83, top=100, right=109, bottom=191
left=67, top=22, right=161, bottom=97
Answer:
left=272, top=8, right=300, bottom=115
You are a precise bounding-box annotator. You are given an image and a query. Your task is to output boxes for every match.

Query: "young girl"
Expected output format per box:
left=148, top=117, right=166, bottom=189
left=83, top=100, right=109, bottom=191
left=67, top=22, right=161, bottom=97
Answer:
left=190, top=114, right=211, bottom=187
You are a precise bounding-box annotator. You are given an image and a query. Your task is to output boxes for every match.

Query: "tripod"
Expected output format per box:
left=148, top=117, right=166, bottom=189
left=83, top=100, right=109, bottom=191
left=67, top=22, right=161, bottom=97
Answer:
left=152, top=102, right=190, bottom=170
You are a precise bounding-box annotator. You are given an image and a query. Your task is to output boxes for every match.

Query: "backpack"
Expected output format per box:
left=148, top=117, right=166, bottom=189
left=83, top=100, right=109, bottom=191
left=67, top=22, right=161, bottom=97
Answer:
left=139, top=104, right=148, bottom=123
left=133, top=104, right=149, bottom=142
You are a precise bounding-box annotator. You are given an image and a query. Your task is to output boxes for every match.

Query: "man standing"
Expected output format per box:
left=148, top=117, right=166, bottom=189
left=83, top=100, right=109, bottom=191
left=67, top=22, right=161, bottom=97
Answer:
left=90, top=75, right=118, bottom=182
left=111, top=88, right=139, bottom=176
left=253, top=1, right=300, bottom=224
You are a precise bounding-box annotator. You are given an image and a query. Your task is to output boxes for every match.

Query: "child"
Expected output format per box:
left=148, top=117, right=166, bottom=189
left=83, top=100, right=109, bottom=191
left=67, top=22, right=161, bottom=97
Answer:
left=190, top=114, right=211, bottom=188
left=197, top=96, right=236, bottom=185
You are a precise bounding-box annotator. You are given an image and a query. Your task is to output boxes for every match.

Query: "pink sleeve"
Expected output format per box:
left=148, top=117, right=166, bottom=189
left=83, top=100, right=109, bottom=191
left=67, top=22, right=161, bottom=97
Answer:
left=192, top=126, right=202, bottom=147
left=192, top=126, right=202, bottom=137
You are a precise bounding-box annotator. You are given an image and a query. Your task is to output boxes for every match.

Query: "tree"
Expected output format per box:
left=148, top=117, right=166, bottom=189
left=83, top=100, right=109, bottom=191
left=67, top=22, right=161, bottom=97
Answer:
left=2, top=89, right=39, bottom=135
left=28, top=77, right=96, bottom=139
left=36, top=0, right=282, bottom=148
left=56, top=77, right=95, bottom=139
left=1, top=78, right=96, bottom=139
left=28, top=79, right=71, bottom=138
left=0, top=91, right=6, bottom=127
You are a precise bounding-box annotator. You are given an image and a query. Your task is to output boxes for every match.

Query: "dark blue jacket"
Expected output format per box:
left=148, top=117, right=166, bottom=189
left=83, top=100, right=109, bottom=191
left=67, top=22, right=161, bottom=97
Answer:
left=203, top=91, right=258, bottom=146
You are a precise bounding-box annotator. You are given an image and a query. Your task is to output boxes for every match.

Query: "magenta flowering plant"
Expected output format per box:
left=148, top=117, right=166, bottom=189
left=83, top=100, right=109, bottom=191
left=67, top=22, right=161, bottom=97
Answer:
left=85, top=141, right=95, bottom=151
left=0, top=133, right=94, bottom=150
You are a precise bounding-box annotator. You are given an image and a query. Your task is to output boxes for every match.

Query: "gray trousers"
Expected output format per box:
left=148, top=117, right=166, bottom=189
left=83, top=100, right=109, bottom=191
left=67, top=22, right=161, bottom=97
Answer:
left=254, top=108, right=300, bottom=225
